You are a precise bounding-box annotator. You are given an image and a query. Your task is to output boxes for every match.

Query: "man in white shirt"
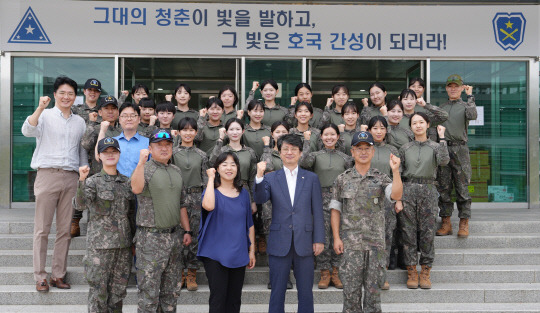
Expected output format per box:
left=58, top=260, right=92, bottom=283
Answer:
left=22, top=76, right=87, bottom=292
left=254, top=134, right=324, bottom=313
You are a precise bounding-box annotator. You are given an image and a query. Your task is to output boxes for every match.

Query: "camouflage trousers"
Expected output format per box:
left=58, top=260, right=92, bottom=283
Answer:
left=384, top=199, right=397, bottom=268
left=84, top=247, right=131, bottom=313
left=182, top=191, right=202, bottom=270
left=261, top=200, right=272, bottom=235
left=437, top=144, right=472, bottom=219
left=399, top=182, right=438, bottom=266
left=340, top=247, right=385, bottom=313
left=135, top=227, right=184, bottom=312
left=316, top=189, right=341, bottom=270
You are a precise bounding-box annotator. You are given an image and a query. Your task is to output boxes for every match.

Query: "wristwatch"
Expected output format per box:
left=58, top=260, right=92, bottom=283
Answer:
left=185, top=230, right=193, bottom=236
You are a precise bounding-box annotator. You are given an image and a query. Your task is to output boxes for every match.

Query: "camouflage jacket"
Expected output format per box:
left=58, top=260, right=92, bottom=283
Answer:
left=72, top=103, right=101, bottom=124
left=81, top=121, right=123, bottom=175
left=76, top=170, right=135, bottom=249
left=399, top=139, right=450, bottom=180
left=330, top=167, right=392, bottom=250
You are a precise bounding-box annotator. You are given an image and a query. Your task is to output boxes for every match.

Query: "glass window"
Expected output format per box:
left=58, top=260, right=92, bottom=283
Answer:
left=122, top=58, right=237, bottom=109
left=430, top=61, right=528, bottom=202
left=12, top=57, right=115, bottom=202
left=244, top=59, right=302, bottom=108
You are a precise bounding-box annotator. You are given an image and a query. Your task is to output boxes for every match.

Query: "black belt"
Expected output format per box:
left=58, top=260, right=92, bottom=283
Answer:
left=186, top=186, right=203, bottom=194
left=446, top=140, right=467, bottom=146
left=403, top=177, right=435, bottom=185
left=139, top=225, right=181, bottom=234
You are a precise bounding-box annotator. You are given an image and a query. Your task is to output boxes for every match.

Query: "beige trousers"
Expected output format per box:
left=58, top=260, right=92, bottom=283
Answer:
left=33, top=168, right=78, bottom=282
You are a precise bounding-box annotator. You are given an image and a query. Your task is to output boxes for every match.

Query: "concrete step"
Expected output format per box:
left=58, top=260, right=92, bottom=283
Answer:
left=1, top=233, right=539, bottom=250
left=3, top=303, right=540, bottom=313
left=2, top=248, right=539, bottom=267
left=1, top=283, right=539, bottom=305
left=2, top=219, right=539, bottom=235
left=1, top=265, right=539, bottom=286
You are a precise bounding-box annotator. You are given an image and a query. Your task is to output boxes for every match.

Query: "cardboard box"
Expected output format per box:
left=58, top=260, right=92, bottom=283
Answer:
left=488, top=186, right=508, bottom=194
left=472, top=196, right=489, bottom=202
left=470, top=150, right=489, bottom=166
left=471, top=166, right=490, bottom=181
left=491, top=192, right=514, bottom=202
left=469, top=181, right=488, bottom=197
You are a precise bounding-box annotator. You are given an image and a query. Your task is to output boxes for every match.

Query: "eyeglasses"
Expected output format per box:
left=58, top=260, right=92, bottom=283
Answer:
left=154, top=132, right=171, bottom=139
left=120, top=114, right=139, bottom=120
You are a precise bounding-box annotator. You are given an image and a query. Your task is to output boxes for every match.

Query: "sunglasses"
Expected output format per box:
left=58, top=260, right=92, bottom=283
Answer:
left=154, top=132, right=171, bottom=139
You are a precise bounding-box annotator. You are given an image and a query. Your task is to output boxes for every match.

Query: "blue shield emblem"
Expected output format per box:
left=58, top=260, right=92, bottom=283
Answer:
left=492, top=13, right=526, bottom=51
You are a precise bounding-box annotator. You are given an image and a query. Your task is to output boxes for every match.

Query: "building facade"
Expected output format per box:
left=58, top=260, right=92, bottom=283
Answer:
left=0, top=0, right=539, bottom=208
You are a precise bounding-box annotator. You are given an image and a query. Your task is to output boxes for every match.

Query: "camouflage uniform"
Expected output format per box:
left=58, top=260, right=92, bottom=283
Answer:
left=437, top=96, right=477, bottom=219
left=194, top=116, right=223, bottom=157
left=339, top=127, right=362, bottom=156
left=330, top=167, right=393, bottom=313
left=137, top=122, right=158, bottom=138
left=321, top=106, right=345, bottom=127
left=300, top=147, right=353, bottom=271
left=76, top=170, right=135, bottom=313
left=400, top=104, right=449, bottom=142
left=171, top=109, right=199, bottom=130
left=242, top=124, right=272, bottom=160
left=134, top=159, right=187, bottom=312
left=172, top=145, right=209, bottom=270
left=289, top=127, right=321, bottom=153
left=286, top=105, right=324, bottom=129
left=260, top=147, right=283, bottom=235
left=72, top=103, right=101, bottom=124
left=371, top=142, right=400, bottom=268
left=387, top=124, right=414, bottom=151
left=399, top=140, right=449, bottom=266
left=359, top=105, right=384, bottom=126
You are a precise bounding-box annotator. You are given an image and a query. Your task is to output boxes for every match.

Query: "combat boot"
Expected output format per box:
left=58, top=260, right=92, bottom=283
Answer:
left=436, top=216, right=452, bottom=236
left=406, top=266, right=419, bottom=289
left=186, top=269, right=198, bottom=291
left=381, top=281, right=390, bottom=290
left=330, top=267, right=343, bottom=289
left=70, top=218, right=81, bottom=238
left=457, top=218, right=469, bottom=238
left=181, top=270, right=186, bottom=288
left=318, top=270, right=331, bottom=289
left=419, top=265, right=432, bottom=289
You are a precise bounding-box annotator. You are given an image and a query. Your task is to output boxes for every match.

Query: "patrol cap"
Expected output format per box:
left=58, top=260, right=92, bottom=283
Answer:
left=150, top=128, right=174, bottom=144
left=97, top=137, right=121, bottom=154
left=99, top=95, right=118, bottom=109
left=446, top=74, right=463, bottom=86
left=84, top=78, right=102, bottom=92
left=351, top=131, right=374, bottom=146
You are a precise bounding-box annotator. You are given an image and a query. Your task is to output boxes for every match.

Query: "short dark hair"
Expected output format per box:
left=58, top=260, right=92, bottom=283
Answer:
left=368, top=82, right=387, bottom=104
left=156, top=101, right=176, bottom=114
left=278, top=134, right=303, bottom=152
left=341, top=102, right=359, bottom=116
left=206, top=97, right=224, bottom=110
left=260, top=79, right=279, bottom=91
left=409, top=77, right=426, bottom=89
left=332, top=84, right=349, bottom=96
left=139, top=97, right=155, bottom=109
left=294, top=101, right=313, bottom=115
left=271, top=120, right=289, bottom=133
left=368, top=115, right=388, bottom=130
left=387, top=99, right=404, bottom=112
left=174, top=83, right=192, bottom=96
left=409, top=112, right=431, bottom=127
left=218, top=85, right=239, bottom=106
left=294, top=83, right=312, bottom=96
left=131, top=84, right=149, bottom=96
left=178, top=117, right=198, bottom=131
left=213, top=152, right=243, bottom=192
left=119, top=102, right=140, bottom=116
left=247, top=100, right=265, bottom=112
left=225, top=117, right=245, bottom=131
left=320, top=123, right=340, bottom=136
left=400, top=89, right=417, bottom=102
left=53, top=76, right=77, bottom=93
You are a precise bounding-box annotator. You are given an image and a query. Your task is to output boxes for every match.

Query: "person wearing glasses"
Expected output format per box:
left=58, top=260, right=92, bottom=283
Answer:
left=22, top=76, right=88, bottom=292
left=131, top=128, right=192, bottom=312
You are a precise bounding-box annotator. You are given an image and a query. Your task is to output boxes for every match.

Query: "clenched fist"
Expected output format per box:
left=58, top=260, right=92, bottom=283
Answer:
left=437, top=125, right=446, bottom=138
left=218, top=128, right=226, bottom=140
left=326, top=98, right=334, bottom=107
left=206, top=168, right=216, bottom=180
left=79, top=165, right=90, bottom=181
left=38, top=96, right=51, bottom=110
left=361, top=98, right=369, bottom=107
left=303, top=131, right=311, bottom=141
left=149, top=115, right=158, bottom=126
left=262, top=136, right=270, bottom=146
left=100, top=120, right=110, bottom=132
left=256, top=161, right=267, bottom=178
left=389, top=154, right=401, bottom=172
left=165, top=94, right=173, bottom=102
left=139, top=149, right=150, bottom=165
left=416, top=97, right=426, bottom=107
left=89, top=112, right=98, bottom=122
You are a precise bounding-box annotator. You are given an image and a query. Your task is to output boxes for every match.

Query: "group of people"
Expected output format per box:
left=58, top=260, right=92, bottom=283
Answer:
left=22, top=73, right=476, bottom=313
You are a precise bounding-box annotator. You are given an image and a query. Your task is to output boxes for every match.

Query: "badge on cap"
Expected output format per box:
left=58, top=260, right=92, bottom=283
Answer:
left=374, top=198, right=378, bottom=204
left=104, top=137, right=115, bottom=145
left=90, top=79, right=99, bottom=87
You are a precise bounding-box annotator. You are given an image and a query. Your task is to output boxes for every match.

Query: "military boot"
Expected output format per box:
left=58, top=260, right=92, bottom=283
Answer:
left=186, top=269, right=198, bottom=291
left=318, top=270, right=331, bottom=289
left=330, top=267, right=343, bottom=289
left=457, top=218, right=469, bottom=238
left=436, top=216, right=453, bottom=236
left=70, top=218, right=81, bottom=238
left=406, top=266, right=419, bottom=289
left=419, top=265, right=432, bottom=289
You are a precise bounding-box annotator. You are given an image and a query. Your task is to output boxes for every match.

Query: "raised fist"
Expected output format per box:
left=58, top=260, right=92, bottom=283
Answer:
left=416, top=97, right=426, bottom=107
left=206, top=168, right=216, bottom=180
left=464, top=85, right=473, bottom=96
left=360, top=124, right=368, bottom=132
left=303, top=131, right=311, bottom=141
left=379, top=105, right=388, bottom=116
left=236, top=110, right=244, bottom=119
left=262, top=136, right=270, bottom=146
left=437, top=125, right=446, bottom=138
left=165, top=94, right=173, bottom=102
left=290, top=96, right=298, bottom=106
left=256, top=161, right=267, bottom=178
left=100, top=120, right=110, bottom=132
left=252, top=81, right=259, bottom=91
left=89, top=112, right=98, bottom=122
left=326, top=98, right=334, bottom=107
left=79, top=165, right=90, bottom=181
left=38, top=96, right=51, bottom=110
left=389, top=154, right=401, bottom=171
left=199, top=108, right=207, bottom=117
left=361, top=98, right=369, bottom=107
left=149, top=115, right=158, bottom=126
left=218, top=127, right=227, bottom=140
left=121, top=90, right=129, bottom=96
left=139, top=149, right=150, bottom=164
left=338, top=124, right=345, bottom=133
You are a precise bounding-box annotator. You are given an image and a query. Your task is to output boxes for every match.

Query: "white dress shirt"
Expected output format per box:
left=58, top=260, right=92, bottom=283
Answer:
left=255, top=165, right=299, bottom=207
left=22, top=106, right=88, bottom=171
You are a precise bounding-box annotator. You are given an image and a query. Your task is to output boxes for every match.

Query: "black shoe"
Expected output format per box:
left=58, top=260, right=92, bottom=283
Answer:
left=287, top=278, right=293, bottom=289
left=267, top=281, right=272, bottom=289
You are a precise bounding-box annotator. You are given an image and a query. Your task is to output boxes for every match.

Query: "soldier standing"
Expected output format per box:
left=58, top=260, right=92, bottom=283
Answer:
left=399, top=113, right=449, bottom=289
left=171, top=117, right=209, bottom=292
left=131, top=128, right=192, bottom=312
left=330, top=131, right=402, bottom=313
left=76, top=137, right=135, bottom=313
left=436, top=74, right=477, bottom=238
left=72, top=78, right=102, bottom=123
